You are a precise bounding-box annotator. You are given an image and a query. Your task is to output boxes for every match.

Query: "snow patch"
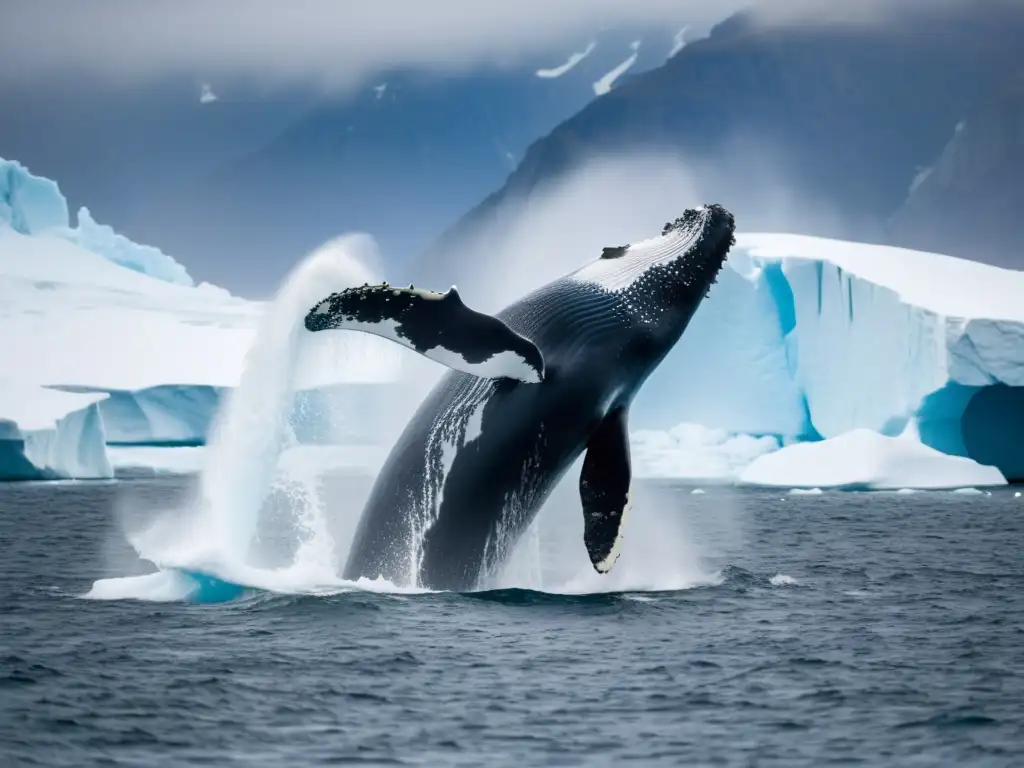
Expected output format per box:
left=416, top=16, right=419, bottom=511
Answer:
left=592, top=42, right=641, bottom=96
left=536, top=42, right=595, bottom=78
left=909, top=165, right=933, bottom=195
left=199, top=83, right=218, bottom=104
left=669, top=26, right=690, bottom=58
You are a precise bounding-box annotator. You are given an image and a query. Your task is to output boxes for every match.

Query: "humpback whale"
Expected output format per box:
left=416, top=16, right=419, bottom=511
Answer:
left=305, top=204, right=736, bottom=591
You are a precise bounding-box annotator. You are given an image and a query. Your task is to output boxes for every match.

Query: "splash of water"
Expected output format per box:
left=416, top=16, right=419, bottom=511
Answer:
left=488, top=472, right=722, bottom=594
left=197, top=234, right=384, bottom=571
left=92, top=235, right=406, bottom=597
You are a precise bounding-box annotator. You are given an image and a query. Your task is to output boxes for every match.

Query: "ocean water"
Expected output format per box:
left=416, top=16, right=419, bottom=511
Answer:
left=2, top=475, right=1023, bottom=767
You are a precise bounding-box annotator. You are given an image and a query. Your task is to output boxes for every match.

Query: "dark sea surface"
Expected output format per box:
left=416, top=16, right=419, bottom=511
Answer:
left=2, top=475, right=1023, bottom=767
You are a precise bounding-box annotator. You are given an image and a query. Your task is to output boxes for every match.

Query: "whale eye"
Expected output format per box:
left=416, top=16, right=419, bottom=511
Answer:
left=600, top=245, right=629, bottom=259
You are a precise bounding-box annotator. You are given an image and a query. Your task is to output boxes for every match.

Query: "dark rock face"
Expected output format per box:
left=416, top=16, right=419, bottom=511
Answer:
left=418, top=3, right=1024, bottom=287
left=890, top=72, right=1024, bottom=269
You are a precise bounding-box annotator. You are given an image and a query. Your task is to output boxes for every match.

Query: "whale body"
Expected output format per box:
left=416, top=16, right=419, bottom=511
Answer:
left=305, top=204, right=736, bottom=590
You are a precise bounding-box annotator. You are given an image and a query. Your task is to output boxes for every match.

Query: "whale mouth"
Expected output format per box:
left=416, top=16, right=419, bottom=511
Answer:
left=663, top=204, right=736, bottom=296
left=662, top=204, right=735, bottom=253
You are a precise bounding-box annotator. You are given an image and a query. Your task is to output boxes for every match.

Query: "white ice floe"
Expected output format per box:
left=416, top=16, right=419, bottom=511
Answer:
left=740, top=429, right=1005, bottom=490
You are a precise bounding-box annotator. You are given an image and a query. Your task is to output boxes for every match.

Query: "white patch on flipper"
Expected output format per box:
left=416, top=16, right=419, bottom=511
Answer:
left=595, top=487, right=631, bottom=573
left=429, top=348, right=541, bottom=383
left=570, top=207, right=708, bottom=293
left=310, top=312, right=540, bottom=383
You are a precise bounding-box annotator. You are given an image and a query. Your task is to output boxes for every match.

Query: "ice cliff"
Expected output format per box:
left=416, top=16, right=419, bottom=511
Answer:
left=0, top=380, right=112, bottom=480
left=634, top=233, right=1024, bottom=483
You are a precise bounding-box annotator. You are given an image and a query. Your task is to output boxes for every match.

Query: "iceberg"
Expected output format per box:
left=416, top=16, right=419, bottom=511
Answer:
left=0, top=379, right=112, bottom=480
left=0, top=184, right=404, bottom=479
left=637, top=233, right=1024, bottom=483
left=68, top=207, right=194, bottom=286
left=0, top=229, right=401, bottom=390
left=740, top=429, right=1005, bottom=490
left=1, top=156, right=194, bottom=285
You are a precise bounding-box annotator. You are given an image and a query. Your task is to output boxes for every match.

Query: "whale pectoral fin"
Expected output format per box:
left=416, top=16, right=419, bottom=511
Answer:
left=579, top=407, right=632, bottom=574
left=304, top=284, right=545, bottom=383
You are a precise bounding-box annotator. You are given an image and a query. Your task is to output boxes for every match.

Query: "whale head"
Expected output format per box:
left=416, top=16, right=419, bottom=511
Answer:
left=567, top=204, right=735, bottom=384
left=570, top=202, right=735, bottom=317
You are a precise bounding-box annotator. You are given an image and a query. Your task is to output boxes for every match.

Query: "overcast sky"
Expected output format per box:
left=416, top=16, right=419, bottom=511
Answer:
left=0, top=0, right=990, bottom=92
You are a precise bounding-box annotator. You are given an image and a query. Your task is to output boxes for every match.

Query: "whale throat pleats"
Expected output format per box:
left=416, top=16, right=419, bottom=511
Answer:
left=579, top=407, right=632, bottom=573
left=304, top=283, right=545, bottom=383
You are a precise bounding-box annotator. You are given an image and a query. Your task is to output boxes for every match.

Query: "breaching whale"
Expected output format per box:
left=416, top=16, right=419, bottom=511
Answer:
left=305, top=204, right=736, bottom=591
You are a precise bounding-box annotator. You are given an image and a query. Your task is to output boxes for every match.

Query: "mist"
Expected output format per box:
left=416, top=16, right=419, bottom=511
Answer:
left=421, top=147, right=870, bottom=314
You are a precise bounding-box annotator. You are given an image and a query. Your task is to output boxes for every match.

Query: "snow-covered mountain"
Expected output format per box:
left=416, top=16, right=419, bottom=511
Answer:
left=142, top=30, right=685, bottom=293
left=420, top=3, right=1024, bottom=286
left=890, top=70, right=1024, bottom=269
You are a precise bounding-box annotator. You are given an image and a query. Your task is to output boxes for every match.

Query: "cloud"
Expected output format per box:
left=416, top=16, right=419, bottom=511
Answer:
left=0, top=0, right=990, bottom=92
